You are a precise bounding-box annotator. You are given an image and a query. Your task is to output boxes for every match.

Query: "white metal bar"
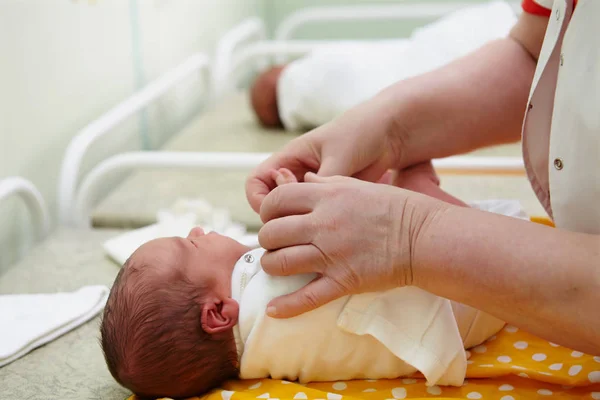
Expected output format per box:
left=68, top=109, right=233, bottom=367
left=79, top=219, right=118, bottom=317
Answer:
left=275, top=2, right=521, bottom=41
left=213, top=17, right=266, bottom=99
left=433, top=156, right=524, bottom=174
left=58, top=53, right=211, bottom=226
left=73, top=151, right=270, bottom=228
left=73, top=151, right=524, bottom=228
left=0, top=177, right=50, bottom=240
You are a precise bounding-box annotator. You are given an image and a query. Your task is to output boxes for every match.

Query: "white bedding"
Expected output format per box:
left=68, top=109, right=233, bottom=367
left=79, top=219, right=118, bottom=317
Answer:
left=278, top=1, right=518, bottom=131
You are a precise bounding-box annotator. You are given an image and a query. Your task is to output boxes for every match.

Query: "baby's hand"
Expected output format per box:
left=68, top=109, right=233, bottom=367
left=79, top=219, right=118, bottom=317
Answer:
left=271, top=168, right=298, bottom=187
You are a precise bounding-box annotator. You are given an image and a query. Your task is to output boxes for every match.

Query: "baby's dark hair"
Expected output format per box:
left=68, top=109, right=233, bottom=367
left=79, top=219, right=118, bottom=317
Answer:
left=100, top=257, right=239, bottom=399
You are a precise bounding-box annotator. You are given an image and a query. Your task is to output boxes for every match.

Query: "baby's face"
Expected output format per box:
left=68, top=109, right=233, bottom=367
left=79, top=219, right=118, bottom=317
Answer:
left=131, top=228, right=251, bottom=295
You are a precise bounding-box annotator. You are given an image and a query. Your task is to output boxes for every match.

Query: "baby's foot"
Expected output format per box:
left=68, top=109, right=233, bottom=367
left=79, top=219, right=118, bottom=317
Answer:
left=271, top=168, right=298, bottom=186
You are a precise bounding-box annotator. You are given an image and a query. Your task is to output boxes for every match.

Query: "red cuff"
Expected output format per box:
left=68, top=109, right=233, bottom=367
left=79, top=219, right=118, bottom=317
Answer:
left=522, top=0, right=552, bottom=16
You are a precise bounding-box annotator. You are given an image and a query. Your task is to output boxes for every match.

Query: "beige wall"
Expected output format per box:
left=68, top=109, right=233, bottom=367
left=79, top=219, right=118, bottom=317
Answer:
left=0, top=0, right=262, bottom=269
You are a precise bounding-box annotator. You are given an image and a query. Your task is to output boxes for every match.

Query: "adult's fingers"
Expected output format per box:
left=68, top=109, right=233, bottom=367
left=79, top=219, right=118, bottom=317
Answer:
left=318, top=154, right=354, bottom=177
left=258, top=214, right=313, bottom=250
left=259, top=183, right=321, bottom=223
left=261, top=244, right=327, bottom=276
left=246, top=140, right=321, bottom=213
left=266, top=276, right=347, bottom=319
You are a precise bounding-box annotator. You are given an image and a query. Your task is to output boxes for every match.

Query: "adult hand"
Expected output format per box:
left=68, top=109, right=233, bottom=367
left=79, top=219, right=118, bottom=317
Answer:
left=246, top=94, right=406, bottom=213
left=258, top=172, right=447, bottom=318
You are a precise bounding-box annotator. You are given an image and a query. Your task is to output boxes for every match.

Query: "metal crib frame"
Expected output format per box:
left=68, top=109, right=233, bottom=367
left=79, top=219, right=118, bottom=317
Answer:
left=57, top=53, right=211, bottom=226
left=0, top=177, right=50, bottom=241
left=60, top=2, right=526, bottom=228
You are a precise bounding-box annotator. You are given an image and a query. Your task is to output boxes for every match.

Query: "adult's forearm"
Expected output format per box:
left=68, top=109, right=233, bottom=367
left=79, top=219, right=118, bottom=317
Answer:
left=413, top=205, right=600, bottom=355
left=377, top=37, right=536, bottom=168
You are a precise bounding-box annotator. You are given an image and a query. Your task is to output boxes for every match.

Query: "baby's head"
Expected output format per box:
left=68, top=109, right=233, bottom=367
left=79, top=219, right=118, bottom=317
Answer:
left=249, top=65, right=287, bottom=128
left=100, top=228, right=250, bottom=398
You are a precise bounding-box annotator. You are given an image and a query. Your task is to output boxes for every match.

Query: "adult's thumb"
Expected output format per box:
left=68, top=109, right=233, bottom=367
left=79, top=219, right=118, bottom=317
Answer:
left=317, top=156, right=353, bottom=177
left=266, top=277, right=344, bottom=319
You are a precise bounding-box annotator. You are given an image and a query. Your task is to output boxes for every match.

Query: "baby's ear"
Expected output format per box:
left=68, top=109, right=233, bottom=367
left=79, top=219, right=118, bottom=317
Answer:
left=201, top=298, right=239, bottom=334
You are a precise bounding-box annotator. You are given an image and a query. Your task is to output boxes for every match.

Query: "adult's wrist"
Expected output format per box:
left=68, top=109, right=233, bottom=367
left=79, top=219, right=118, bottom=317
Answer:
left=375, top=79, right=431, bottom=170
left=388, top=188, right=451, bottom=287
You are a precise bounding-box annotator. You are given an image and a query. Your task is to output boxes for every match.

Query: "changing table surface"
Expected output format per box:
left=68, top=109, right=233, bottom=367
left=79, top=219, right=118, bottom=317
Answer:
left=92, top=92, right=546, bottom=230
left=0, top=228, right=130, bottom=400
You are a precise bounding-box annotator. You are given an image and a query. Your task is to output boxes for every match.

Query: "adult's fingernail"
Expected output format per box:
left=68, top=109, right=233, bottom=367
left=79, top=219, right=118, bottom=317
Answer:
left=266, top=306, right=277, bottom=317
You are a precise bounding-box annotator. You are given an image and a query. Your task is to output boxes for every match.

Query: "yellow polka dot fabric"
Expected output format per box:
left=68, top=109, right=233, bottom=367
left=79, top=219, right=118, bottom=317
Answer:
left=136, top=319, right=600, bottom=400
left=131, top=218, right=600, bottom=400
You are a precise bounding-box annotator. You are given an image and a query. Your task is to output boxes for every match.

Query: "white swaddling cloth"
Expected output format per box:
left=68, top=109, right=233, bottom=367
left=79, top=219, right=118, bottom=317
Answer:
left=277, top=1, right=517, bottom=131
left=231, top=199, right=527, bottom=385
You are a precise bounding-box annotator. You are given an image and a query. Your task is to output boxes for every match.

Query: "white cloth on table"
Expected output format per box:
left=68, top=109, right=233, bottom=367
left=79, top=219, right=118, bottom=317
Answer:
left=0, top=285, right=109, bottom=368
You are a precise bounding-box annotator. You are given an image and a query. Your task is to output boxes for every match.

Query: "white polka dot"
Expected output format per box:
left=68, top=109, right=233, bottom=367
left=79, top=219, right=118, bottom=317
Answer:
left=249, top=382, right=262, bottom=389
left=591, top=392, right=600, bottom=400
left=221, top=390, right=235, bottom=400
left=479, top=364, right=494, bottom=367
left=540, top=372, right=553, bottom=376
left=281, top=380, right=292, bottom=385
left=549, top=363, right=563, bottom=371
left=257, top=393, right=270, bottom=399
left=427, top=386, right=442, bottom=395
left=501, top=396, right=515, bottom=400
left=499, top=384, right=514, bottom=391
left=498, top=356, right=512, bottom=363
left=511, top=366, right=526, bottom=370
left=589, top=371, right=600, bottom=383
left=366, top=379, right=377, bottom=383
left=327, top=393, right=342, bottom=400
left=473, top=345, right=487, bottom=354
left=569, top=365, right=583, bottom=376
left=572, top=351, right=584, bottom=358
left=401, top=379, right=416, bottom=384
left=537, top=389, right=553, bottom=396
left=467, top=392, right=482, bottom=399
left=391, top=387, right=407, bottom=399
left=549, top=342, right=560, bottom=347
left=332, top=382, right=347, bottom=391
left=504, top=325, right=519, bottom=333
left=513, top=341, right=528, bottom=350
left=362, top=389, right=376, bottom=393
left=518, top=373, right=529, bottom=378
left=594, top=356, right=600, bottom=363
left=294, top=393, right=308, bottom=400
left=532, top=353, right=547, bottom=361
left=466, top=350, right=472, bottom=359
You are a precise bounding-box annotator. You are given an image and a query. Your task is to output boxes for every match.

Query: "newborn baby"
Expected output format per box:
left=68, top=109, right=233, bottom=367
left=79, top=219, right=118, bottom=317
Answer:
left=100, top=169, right=503, bottom=399
left=249, top=1, right=517, bottom=131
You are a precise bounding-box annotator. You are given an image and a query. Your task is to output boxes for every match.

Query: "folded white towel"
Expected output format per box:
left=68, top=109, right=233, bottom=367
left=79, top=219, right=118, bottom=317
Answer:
left=104, top=198, right=259, bottom=266
left=0, top=285, right=109, bottom=367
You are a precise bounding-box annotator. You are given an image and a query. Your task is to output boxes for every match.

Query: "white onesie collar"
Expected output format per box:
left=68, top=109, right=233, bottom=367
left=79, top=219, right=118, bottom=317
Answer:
left=231, top=247, right=266, bottom=359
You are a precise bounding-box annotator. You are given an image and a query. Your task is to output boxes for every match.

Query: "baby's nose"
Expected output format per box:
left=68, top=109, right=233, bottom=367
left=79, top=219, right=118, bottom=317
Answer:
left=187, top=227, right=205, bottom=239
